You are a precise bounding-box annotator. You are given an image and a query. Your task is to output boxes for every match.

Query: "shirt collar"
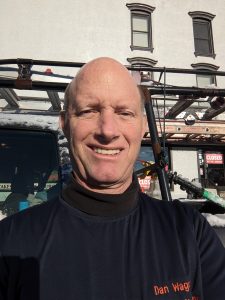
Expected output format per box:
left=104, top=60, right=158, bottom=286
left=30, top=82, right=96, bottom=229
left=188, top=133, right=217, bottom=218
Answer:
left=62, top=174, right=140, bottom=217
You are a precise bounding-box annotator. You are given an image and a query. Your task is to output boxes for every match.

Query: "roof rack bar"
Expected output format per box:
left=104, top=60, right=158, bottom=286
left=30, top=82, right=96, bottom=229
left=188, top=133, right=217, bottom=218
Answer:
left=0, top=88, right=20, bottom=108
left=148, top=87, right=225, bottom=97
left=165, top=97, right=195, bottom=119
left=0, top=58, right=85, bottom=68
left=202, top=104, right=225, bottom=120
left=47, top=91, right=62, bottom=111
left=128, top=66, right=225, bottom=76
left=1, top=79, right=225, bottom=97
left=0, top=58, right=225, bottom=76
left=0, top=79, right=67, bottom=91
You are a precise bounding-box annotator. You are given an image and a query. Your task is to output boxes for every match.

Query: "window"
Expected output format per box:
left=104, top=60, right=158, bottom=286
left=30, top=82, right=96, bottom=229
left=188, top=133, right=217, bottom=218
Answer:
left=191, top=63, right=218, bottom=88
left=193, top=19, right=213, bottom=55
left=198, top=149, right=225, bottom=189
left=126, top=3, right=155, bottom=51
left=135, top=145, right=169, bottom=196
left=189, top=11, right=215, bottom=57
left=127, top=57, right=157, bottom=83
left=0, top=129, right=60, bottom=216
left=196, top=73, right=216, bottom=88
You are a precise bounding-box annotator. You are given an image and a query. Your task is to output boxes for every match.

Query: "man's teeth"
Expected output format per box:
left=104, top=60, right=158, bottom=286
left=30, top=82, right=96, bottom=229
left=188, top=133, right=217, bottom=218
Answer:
left=94, top=148, right=120, bottom=155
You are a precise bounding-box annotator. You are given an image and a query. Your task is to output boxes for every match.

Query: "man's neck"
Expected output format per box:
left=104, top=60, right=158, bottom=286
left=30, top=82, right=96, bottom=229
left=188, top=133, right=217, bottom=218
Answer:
left=62, top=172, right=140, bottom=217
left=72, top=171, right=133, bottom=195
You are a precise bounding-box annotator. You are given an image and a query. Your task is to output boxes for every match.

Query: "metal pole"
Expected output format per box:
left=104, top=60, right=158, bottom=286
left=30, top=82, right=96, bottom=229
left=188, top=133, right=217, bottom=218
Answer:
left=1, top=58, right=225, bottom=76
left=141, top=87, right=172, bottom=201
left=0, top=58, right=85, bottom=68
left=0, top=79, right=68, bottom=91
left=148, top=87, right=225, bottom=97
left=0, top=58, right=225, bottom=76
left=2, top=78, right=225, bottom=97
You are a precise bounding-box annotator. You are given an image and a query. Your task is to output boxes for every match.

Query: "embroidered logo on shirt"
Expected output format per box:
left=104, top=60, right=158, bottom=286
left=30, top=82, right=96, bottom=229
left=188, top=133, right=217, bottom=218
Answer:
left=153, top=280, right=199, bottom=299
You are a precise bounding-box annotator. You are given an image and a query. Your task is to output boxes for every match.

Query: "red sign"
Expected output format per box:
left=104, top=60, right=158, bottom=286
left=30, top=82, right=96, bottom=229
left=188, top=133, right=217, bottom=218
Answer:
left=138, top=176, right=151, bottom=191
left=205, top=153, right=224, bottom=164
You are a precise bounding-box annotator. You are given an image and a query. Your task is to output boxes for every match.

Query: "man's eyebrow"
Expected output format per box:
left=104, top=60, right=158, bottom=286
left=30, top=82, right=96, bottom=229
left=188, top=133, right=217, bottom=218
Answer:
left=114, top=103, right=135, bottom=110
left=72, top=102, right=100, bottom=110
left=115, top=104, right=130, bottom=109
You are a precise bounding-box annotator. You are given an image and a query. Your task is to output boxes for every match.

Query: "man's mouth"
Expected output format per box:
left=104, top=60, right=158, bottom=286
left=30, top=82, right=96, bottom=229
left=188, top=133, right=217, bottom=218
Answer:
left=94, top=148, right=121, bottom=155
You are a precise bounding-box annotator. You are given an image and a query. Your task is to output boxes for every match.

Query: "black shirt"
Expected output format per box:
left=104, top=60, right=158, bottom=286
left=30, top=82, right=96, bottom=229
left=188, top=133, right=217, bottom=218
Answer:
left=0, top=177, right=224, bottom=300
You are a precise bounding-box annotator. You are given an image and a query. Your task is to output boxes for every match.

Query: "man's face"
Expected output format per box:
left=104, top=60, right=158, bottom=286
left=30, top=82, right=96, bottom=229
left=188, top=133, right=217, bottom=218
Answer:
left=62, top=61, right=146, bottom=192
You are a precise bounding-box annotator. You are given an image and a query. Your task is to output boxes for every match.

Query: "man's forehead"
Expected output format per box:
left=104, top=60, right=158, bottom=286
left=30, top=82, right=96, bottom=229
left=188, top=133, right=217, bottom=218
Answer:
left=76, top=59, right=135, bottom=85
left=67, top=60, right=141, bottom=108
left=75, top=71, right=139, bottom=96
left=75, top=85, right=140, bottom=105
left=77, top=69, right=120, bottom=87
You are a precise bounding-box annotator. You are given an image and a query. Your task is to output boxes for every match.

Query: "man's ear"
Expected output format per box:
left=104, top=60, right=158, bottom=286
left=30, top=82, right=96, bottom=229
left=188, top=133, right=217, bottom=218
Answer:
left=142, top=115, right=148, bottom=137
left=59, top=111, right=69, bottom=138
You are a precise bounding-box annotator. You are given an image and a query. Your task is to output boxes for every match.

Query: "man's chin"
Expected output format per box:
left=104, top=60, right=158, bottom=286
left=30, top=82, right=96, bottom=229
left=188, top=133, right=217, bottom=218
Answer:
left=73, top=168, right=132, bottom=193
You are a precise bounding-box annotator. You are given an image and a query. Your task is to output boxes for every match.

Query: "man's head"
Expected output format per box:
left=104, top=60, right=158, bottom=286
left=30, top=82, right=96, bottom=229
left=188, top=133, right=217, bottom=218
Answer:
left=60, top=57, right=146, bottom=193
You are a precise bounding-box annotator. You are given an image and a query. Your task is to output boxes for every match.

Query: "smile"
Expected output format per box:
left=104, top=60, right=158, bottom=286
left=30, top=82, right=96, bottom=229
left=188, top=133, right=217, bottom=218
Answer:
left=94, top=148, right=121, bottom=155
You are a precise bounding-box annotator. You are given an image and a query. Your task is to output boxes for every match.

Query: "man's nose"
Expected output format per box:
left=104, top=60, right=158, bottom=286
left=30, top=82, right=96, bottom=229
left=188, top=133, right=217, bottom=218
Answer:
left=96, top=110, right=119, bottom=142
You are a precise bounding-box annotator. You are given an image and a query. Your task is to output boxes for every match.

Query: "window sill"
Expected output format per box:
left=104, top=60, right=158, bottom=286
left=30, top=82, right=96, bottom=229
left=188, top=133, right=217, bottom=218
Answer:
left=194, top=52, right=216, bottom=59
left=131, top=45, right=154, bottom=52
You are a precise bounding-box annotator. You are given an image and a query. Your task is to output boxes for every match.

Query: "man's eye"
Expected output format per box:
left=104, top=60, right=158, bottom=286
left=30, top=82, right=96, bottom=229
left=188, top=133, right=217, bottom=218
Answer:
left=77, top=109, right=97, bottom=117
left=118, top=111, right=135, bottom=118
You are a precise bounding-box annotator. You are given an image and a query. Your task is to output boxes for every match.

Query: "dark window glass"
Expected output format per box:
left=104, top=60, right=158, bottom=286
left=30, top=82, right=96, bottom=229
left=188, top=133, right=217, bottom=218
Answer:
left=135, top=146, right=155, bottom=171
left=193, top=18, right=214, bottom=56
left=135, top=146, right=169, bottom=196
left=198, top=150, right=225, bottom=189
left=0, top=129, right=60, bottom=217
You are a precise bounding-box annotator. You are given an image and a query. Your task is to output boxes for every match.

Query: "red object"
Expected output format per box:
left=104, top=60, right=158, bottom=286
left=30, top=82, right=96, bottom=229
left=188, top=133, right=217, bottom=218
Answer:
left=45, top=68, right=53, bottom=75
left=138, top=176, right=151, bottom=190
left=205, top=153, right=224, bottom=164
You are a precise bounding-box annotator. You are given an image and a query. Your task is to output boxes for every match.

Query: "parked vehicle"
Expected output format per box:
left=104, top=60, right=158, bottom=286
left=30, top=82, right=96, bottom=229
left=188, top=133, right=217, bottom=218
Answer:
left=0, top=112, right=71, bottom=217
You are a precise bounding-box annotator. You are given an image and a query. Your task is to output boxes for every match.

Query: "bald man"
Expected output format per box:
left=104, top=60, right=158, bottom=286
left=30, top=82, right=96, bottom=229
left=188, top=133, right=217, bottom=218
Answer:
left=0, top=57, right=224, bottom=300
left=61, top=57, right=146, bottom=194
